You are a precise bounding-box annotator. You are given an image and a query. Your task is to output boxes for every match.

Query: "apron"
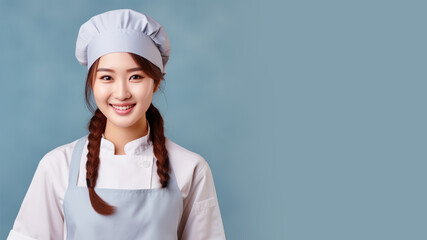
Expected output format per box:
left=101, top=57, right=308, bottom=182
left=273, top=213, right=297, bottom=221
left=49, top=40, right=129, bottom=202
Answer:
left=63, top=134, right=183, bottom=240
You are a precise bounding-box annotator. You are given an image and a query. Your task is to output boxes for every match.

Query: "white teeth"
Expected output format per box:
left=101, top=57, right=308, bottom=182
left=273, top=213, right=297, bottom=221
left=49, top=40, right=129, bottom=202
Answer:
left=112, top=104, right=134, bottom=110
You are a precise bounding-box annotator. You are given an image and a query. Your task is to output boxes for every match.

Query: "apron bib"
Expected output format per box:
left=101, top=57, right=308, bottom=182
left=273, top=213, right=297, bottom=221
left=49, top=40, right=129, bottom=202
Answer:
left=63, top=135, right=183, bottom=240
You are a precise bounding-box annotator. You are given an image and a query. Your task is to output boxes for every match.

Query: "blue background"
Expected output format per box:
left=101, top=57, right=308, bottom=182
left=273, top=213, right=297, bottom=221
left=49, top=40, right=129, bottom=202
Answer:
left=1, top=0, right=426, bottom=239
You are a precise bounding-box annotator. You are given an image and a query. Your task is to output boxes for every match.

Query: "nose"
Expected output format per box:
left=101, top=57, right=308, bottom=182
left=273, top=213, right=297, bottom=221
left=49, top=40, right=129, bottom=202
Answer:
left=113, top=78, right=131, bottom=100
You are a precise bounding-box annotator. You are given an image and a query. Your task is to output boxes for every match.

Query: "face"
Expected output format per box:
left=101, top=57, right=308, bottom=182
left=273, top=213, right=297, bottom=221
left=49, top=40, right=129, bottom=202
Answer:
left=92, top=52, right=158, bottom=129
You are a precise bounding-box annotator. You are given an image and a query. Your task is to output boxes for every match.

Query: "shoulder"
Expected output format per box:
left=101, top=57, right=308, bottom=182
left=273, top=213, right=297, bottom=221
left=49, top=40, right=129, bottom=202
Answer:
left=29, top=136, right=83, bottom=203
left=38, top=136, right=81, bottom=176
left=165, top=137, right=209, bottom=198
left=165, top=137, right=208, bottom=172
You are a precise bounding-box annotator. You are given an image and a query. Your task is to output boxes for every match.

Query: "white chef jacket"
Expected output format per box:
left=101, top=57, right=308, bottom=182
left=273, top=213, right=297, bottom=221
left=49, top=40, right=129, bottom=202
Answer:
left=7, top=126, right=226, bottom=240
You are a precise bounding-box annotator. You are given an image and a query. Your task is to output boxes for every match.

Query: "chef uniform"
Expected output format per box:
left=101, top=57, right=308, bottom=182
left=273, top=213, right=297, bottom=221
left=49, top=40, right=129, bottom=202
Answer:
left=7, top=9, right=226, bottom=240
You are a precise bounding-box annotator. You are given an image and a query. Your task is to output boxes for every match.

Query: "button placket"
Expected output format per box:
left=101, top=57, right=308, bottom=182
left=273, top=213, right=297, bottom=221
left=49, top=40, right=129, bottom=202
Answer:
left=142, top=160, right=150, bottom=168
left=135, top=156, right=153, bottom=188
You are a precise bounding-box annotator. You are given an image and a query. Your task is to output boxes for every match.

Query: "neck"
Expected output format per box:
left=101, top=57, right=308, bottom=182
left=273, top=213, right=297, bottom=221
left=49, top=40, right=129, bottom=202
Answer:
left=103, top=117, right=149, bottom=155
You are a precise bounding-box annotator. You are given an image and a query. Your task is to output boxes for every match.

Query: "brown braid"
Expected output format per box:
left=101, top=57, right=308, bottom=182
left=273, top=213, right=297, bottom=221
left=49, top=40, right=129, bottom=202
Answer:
left=86, top=109, right=115, bottom=214
left=147, top=103, right=170, bottom=187
left=83, top=53, right=169, bottom=215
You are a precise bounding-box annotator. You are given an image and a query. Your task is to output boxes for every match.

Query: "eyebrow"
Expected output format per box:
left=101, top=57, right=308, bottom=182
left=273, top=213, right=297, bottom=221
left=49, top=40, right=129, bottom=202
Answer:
left=96, top=67, right=143, bottom=73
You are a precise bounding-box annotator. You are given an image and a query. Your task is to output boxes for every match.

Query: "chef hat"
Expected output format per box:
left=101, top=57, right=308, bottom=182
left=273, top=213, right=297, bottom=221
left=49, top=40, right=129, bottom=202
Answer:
left=75, top=9, right=170, bottom=74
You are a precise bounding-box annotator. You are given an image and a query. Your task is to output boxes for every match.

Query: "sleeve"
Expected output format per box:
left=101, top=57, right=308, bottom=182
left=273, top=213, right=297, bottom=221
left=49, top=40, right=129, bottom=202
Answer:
left=179, top=160, right=226, bottom=240
left=7, top=155, right=64, bottom=240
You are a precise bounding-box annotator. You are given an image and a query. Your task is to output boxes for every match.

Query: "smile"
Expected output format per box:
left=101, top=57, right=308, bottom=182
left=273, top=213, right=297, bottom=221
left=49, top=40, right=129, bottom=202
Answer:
left=110, top=104, right=136, bottom=110
left=109, top=104, right=136, bottom=115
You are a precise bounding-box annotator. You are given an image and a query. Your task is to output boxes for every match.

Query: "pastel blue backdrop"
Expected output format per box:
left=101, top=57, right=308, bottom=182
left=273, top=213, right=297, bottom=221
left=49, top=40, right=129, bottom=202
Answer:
left=0, top=0, right=426, bottom=239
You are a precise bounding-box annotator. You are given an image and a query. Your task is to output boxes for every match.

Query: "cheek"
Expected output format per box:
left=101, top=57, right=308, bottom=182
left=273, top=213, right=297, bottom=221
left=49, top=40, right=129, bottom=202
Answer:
left=92, top=85, right=110, bottom=103
left=135, top=82, right=155, bottom=102
left=135, top=88, right=154, bottom=103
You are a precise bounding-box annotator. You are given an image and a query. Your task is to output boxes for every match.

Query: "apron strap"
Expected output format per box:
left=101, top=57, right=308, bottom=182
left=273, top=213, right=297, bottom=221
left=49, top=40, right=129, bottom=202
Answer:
left=68, top=134, right=88, bottom=189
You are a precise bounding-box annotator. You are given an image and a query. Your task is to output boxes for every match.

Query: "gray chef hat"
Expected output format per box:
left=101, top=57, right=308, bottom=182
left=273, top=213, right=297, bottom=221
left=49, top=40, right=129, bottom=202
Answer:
left=75, top=9, right=170, bottom=74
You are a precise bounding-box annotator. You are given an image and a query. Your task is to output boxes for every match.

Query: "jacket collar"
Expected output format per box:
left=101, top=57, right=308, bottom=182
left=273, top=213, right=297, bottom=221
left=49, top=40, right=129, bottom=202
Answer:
left=100, top=123, right=152, bottom=156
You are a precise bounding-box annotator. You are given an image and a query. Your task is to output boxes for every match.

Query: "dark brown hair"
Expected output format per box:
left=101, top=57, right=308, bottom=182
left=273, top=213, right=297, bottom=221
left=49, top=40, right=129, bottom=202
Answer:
left=84, top=53, right=170, bottom=215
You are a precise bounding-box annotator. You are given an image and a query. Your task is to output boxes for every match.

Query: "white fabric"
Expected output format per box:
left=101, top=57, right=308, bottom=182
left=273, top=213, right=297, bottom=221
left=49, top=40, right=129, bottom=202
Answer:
left=7, top=127, right=226, bottom=240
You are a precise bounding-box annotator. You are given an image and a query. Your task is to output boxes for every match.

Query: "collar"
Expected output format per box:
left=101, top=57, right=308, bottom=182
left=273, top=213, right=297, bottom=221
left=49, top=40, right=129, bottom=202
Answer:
left=100, top=123, right=152, bottom=156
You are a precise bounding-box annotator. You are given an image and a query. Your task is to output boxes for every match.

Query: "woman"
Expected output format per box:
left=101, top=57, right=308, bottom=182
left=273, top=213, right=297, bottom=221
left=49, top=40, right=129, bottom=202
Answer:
left=7, top=9, right=226, bottom=240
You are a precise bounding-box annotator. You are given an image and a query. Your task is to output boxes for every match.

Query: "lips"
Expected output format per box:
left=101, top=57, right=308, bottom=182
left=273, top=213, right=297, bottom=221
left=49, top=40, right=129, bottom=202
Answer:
left=110, top=103, right=136, bottom=106
left=110, top=104, right=136, bottom=115
left=110, top=103, right=136, bottom=111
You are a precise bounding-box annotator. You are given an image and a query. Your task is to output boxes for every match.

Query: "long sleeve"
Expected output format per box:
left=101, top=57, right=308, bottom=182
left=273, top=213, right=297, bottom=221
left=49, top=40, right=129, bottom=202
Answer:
left=7, top=154, right=65, bottom=240
left=179, top=160, right=226, bottom=240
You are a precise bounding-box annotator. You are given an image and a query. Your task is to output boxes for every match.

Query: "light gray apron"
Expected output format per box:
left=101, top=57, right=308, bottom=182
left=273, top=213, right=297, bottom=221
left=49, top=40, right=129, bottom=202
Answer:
left=63, top=134, right=183, bottom=240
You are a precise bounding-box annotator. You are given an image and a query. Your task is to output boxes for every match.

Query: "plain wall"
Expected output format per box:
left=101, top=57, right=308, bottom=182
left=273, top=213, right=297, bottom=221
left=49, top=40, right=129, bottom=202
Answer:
left=1, top=0, right=426, bottom=239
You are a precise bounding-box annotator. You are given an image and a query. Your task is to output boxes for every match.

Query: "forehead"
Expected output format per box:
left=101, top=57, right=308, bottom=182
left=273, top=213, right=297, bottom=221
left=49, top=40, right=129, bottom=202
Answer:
left=97, top=52, right=139, bottom=68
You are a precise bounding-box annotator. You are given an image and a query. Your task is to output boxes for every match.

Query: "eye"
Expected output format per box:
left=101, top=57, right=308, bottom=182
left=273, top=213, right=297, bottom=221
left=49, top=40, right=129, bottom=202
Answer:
left=130, top=75, right=144, bottom=80
left=100, top=75, right=112, bottom=80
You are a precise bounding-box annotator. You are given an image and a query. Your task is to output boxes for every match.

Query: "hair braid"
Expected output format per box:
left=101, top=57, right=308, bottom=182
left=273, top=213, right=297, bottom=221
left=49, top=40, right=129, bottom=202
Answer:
left=147, top=103, right=170, bottom=187
left=86, top=108, right=116, bottom=215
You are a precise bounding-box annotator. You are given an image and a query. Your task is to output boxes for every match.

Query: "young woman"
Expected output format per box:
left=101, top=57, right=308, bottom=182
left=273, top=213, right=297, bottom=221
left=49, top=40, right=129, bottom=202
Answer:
left=7, top=9, right=226, bottom=240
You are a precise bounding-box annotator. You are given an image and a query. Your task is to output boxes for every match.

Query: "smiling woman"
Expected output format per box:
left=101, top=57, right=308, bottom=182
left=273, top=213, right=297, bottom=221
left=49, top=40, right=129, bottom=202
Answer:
left=7, top=8, right=226, bottom=240
left=83, top=51, right=170, bottom=214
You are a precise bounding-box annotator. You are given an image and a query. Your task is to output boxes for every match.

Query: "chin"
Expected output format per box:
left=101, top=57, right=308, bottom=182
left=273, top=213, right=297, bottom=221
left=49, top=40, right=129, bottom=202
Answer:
left=109, top=120, right=139, bottom=129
